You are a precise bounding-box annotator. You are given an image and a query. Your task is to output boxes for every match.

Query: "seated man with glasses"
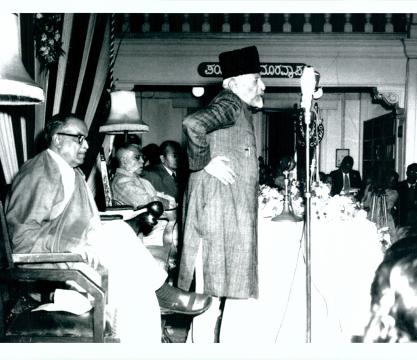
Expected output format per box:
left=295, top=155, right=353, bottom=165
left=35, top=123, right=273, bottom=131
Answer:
left=5, top=113, right=211, bottom=343
left=56, top=132, right=88, bottom=145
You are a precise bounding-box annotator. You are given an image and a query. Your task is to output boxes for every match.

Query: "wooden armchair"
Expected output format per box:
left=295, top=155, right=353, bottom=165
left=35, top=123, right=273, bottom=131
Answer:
left=99, top=147, right=177, bottom=273
left=0, top=201, right=115, bottom=343
left=0, top=152, right=176, bottom=343
left=98, top=148, right=180, bottom=341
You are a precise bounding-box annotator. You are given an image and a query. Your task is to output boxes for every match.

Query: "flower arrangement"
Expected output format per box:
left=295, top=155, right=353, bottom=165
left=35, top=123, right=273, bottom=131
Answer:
left=315, top=194, right=366, bottom=221
left=258, top=184, right=284, bottom=218
left=258, top=180, right=367, bottom=222
left=34, top=13, right=65, bottom=71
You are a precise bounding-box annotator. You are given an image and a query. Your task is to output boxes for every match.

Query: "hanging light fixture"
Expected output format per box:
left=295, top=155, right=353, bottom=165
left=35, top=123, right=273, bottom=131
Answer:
left=99, top=14, right=149, bottom=137
left=0, top=14, right=44, bottom=105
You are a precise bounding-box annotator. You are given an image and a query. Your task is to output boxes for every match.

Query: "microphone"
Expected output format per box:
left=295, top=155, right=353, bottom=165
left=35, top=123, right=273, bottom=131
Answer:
left=300, top=66, right=317, bottom=112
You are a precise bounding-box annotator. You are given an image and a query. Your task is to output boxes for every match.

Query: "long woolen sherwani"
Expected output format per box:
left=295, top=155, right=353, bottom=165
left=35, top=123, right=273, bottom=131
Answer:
left=178, top=89, right=259, bottom=299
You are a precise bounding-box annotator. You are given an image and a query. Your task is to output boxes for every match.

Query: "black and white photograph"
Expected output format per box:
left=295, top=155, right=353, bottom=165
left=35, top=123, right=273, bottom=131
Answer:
left=1, top=2, right=417, bottom=359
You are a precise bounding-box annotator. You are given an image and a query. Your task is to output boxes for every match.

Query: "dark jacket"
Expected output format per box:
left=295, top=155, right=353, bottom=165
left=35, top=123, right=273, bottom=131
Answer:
left=397, top=180, right=417, bottom=227
left=142, top=163, right=178, bottom=200
left=330, top=168, right=363, bottom=198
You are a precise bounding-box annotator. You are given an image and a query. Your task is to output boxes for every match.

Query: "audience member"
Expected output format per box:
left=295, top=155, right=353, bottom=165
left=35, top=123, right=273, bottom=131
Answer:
left=142, top=143, right=161, bottom=171
left=330, top=155, right=363, bottom=199
left=5, top=114, right=211, bottom=343
left=142, top=140, right=182, bottom=201
left=363, top=238, right=417, bottom=342
left=362, top=167, right=399, bottom=243
left=179, top=45, right=265, bottom=343
left=107, top=134, right=142, bottom=179
left=111, top=144, right=176, bottom=212
left=111, top=143, right=181, bottom=278
left=397, top=163, right=417, bottom=227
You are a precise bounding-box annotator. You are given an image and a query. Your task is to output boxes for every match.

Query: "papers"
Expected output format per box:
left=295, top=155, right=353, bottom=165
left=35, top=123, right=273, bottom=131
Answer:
left=31, top=289, right=92, bottom=316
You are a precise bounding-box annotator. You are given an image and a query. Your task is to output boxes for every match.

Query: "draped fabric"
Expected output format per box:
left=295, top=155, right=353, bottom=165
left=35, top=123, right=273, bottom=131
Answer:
left=0, top=13, right=111, bottom=201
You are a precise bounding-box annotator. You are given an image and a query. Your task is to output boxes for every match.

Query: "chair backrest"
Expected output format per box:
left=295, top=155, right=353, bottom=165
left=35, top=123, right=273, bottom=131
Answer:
left=99, top=148, right=113, bottom=208
left=0, top=201, right=13, bottom=270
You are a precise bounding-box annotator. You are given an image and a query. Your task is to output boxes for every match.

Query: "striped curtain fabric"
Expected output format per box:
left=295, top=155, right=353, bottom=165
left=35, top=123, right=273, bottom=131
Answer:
left=0, top=13, right=111, bottom=200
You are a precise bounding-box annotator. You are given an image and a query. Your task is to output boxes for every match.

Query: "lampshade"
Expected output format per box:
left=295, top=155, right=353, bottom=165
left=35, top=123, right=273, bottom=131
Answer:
left=99, top=90, right=149, bottom=134
left=0, top=14, right=45, bottom=105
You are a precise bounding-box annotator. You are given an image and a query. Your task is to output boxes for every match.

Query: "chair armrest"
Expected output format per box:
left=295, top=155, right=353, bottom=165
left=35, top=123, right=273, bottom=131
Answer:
left=99, top=207, right=147, bottom=221
left=11, top=252, right=108, bottom=299
left=0, top=268, right=104, bottom=298
left=100, top=214, right=123, bottom=221
left=12, top=252, right=84, bottom=264
left=106, top=205, right=134, bottom=211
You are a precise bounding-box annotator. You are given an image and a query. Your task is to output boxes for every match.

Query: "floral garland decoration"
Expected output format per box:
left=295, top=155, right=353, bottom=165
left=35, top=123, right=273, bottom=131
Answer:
left=34, top=13, right=65, bottom=71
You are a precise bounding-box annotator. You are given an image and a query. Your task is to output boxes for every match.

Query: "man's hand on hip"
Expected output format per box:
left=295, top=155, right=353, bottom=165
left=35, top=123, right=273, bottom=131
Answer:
left=204, top=156, right=236, bottom=185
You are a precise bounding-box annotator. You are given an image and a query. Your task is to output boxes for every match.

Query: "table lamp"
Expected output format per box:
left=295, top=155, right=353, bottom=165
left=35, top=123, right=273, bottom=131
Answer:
left=99, top=90, right=149, bottom=140
left=0, top=14, right=44, bottom=105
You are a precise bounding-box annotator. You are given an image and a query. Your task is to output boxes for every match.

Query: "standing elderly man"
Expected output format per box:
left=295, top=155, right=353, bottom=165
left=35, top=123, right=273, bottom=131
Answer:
left=178, top=45, right=266, bottom=342
left=5, top=114, right=211, bottom=343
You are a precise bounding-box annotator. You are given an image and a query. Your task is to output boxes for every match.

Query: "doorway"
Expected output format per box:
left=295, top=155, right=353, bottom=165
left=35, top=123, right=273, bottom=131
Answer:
left=362, top=112, right=396, bottom=183
left=266, top=110, right=296, bottom=170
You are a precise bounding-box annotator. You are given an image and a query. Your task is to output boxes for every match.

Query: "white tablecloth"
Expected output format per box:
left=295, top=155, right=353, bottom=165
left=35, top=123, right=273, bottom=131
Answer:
left=220, top=216, right=383, bottom=343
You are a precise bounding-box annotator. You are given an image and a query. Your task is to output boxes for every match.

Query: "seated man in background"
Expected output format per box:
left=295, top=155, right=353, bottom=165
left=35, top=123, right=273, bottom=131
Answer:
left=111, top=144, right=179, bottom=274
left=142, top=143, right=161, bottom=171
left=398, top=163, right=417, bottom=228
left=111, top=144, right=176, bottom=211
left=5, top=114, right=211, bottom=343
left=142, top=140, right=182, bottom=202
left=330, top=155, right=363, bottom=199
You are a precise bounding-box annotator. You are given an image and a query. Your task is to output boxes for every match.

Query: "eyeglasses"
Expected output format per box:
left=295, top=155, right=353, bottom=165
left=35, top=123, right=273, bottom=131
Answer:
left=57, top=132, right=88, bottom=145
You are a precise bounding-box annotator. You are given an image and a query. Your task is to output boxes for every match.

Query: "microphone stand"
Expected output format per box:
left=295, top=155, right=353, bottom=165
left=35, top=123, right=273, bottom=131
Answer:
left=304, top=103, right=312, bottom=343
left=300, top=67, right=319, bottom=343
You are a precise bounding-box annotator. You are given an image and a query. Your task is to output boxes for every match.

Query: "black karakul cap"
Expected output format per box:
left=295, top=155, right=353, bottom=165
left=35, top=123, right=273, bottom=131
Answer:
left=219, top=45, right=260, bottom=80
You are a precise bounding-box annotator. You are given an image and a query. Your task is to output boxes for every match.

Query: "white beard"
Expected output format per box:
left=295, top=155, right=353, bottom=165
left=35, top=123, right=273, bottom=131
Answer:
left=251, top=95, right=264, bottom=109
left=240, top=94, right=264, bottom=109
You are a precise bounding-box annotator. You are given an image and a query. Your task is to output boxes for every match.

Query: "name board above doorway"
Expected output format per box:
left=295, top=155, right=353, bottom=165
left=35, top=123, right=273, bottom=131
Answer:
left=197, top=63, right=306, bottom=78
